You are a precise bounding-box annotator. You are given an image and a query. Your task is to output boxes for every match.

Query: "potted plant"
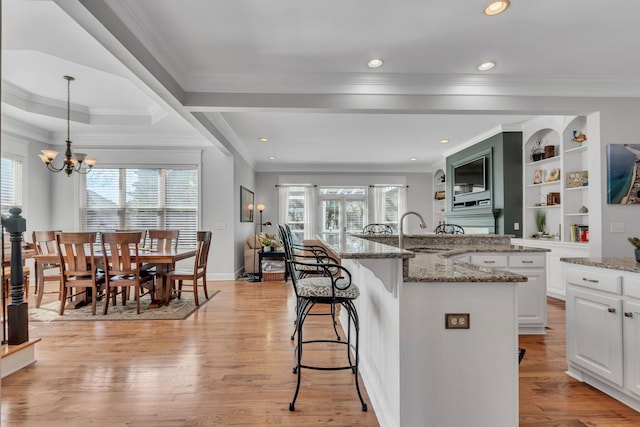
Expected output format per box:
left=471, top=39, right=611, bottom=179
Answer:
left=628, top=237, right=640, bottom=262
left=261, top=238, right=273, bottom=252
left=535, top=210, right=546, bottom=236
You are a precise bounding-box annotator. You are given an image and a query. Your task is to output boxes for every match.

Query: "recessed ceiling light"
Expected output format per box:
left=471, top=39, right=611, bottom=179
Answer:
left=268, top=156, right=276, bottom=160
left=484, top=0, right=510, bottom=16
left=440, top=139, right=449, bottom=144
left=259, top=137, right=268, bottom=142
left=477, top=61, right=496, bottom=71
left=367, top=58, right=384, bottom=69
left=410, top=157, right=417, bottom=161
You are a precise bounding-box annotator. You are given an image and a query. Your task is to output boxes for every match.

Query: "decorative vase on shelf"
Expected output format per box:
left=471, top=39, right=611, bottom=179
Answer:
left=531, top=139, right=545, bottom=162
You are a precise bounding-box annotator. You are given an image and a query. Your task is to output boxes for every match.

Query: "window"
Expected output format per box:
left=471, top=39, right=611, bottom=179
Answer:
left=80, top=168, right=198, bottom=247
left=318, top=187, right=366, bottom=234
left=284, top=186, right=306, bottom=241
left=371, top=185, right=405, bottom=232
left=1, top=157, right=23, bottom=215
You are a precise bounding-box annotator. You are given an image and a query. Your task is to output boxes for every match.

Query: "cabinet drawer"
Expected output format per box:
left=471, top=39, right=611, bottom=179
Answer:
left=624, top=275, right=640, bottom=299
left=470, top=255, right=508, bottom=268
left=566, top=267, right=622, bottom=295
left=509, top=255, right=545, bottom=268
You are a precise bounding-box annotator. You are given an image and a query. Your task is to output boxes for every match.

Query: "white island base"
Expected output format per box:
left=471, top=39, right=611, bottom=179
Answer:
left=341, top=257, right=519, bottom=427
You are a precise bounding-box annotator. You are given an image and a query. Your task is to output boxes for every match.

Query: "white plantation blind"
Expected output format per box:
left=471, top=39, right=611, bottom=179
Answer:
left=1, top=157, right=23, bottom=215
left=81, top=168, right=198, bottom=247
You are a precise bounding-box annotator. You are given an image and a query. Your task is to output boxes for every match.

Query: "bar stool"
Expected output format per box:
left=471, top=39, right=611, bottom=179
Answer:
left=278, top=225, right=342, bottom=342
left=287, top=256, right=368, bottom=412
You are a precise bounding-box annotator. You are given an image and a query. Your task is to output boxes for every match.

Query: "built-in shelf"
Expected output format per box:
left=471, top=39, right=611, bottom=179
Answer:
left=523, top=116, right=590, bottom=248
left=526, top=181, right=561, bottom=188
left=564, top=145, right=588, bottom=154
left=565, top=186, right=588, bottom=191
left=526, top=205, right=561, bottom=209
left=525, top=156, right=559, bottom=167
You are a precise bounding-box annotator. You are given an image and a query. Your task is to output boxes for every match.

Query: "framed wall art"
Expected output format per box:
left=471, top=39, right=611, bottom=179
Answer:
left=607, top=144, right=640, bottom=204
left=240, top=186, right=255, bottom=222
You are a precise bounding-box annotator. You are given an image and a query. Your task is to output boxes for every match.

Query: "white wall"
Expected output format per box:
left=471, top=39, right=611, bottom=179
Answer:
left=233, top=147, right=257, bottom=276
left=202, top=146, right=235, bottom=280
left=598, top=100, right=640, bottom=257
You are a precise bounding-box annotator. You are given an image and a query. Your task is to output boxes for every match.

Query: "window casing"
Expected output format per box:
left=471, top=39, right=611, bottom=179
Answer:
left=80, top=168, right=198, bottom=247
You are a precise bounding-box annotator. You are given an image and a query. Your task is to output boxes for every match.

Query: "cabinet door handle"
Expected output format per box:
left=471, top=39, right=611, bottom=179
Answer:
left=608, top=307, right=616, bottom=314
left=521, top=260, right=534, bottom=264
left=582, top=277, right=599, bottom=283
left=625, top=312, right=634, bottom=318
left=483, top=260, right=496, bottom=264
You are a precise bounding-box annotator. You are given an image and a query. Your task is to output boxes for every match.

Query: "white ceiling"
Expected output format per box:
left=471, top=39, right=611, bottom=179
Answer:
left=3, top=0, right=640, bottom=172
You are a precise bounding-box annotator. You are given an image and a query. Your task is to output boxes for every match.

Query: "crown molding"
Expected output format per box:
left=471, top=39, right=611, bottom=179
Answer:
left=1, top=114, right=53, bottom=144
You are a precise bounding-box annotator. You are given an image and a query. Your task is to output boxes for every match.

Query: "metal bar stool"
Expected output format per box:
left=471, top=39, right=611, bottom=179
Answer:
left=287, top=257, right=368, bottom=412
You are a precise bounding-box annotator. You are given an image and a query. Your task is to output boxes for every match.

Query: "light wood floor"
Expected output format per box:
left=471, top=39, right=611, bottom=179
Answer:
left=3, top=281, right=640, bottom=426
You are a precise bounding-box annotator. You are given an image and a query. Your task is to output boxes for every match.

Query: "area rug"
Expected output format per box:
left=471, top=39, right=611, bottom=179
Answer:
left=28, top=290, right=219, bottom=322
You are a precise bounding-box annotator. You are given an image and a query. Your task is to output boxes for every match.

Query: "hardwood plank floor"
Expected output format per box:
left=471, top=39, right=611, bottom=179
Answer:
left=2, top=282, right=640, bottom=426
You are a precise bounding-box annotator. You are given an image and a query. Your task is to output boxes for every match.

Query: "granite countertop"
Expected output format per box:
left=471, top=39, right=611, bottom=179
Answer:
left=561, top=257, right=640, bottom=273
left=320, top=233, right=548, bottom=283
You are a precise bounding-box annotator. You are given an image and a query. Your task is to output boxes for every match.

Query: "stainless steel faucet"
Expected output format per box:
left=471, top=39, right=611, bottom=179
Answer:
left=399, top=211, right=427, bottom=249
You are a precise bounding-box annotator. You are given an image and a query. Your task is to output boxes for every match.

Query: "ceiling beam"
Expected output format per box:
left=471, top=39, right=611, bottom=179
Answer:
left=182, top=92, right=624, bottom=116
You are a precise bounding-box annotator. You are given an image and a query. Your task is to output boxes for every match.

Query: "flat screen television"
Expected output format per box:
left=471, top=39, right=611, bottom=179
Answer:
left=453, top=157, right=486, bottom=195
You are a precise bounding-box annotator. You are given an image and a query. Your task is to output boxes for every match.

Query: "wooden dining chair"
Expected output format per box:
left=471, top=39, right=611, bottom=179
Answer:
left=56, top=232, right=106, bottom=315
left=32, top=230, right=63, bottom=308
left=148, top=229, right=179, bottom=251
left=115, top=229, right=147, bottom=248
left=165, top=231, right=211, bottom=306
left=101, top=231, right=155, bottom=315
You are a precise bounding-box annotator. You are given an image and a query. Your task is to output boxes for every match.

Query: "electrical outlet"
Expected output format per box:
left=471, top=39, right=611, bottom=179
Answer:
left=216, top=223, right=226, bottom=230
left=445, top=313, right=470, bottom=329
left=514, top=222, right=520, bottom=231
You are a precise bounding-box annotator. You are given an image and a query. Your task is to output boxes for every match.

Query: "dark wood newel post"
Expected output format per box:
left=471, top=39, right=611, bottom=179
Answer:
left=2, top=207, right=29, bottom=345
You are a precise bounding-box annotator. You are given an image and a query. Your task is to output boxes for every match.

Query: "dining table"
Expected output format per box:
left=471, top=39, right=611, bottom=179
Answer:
left=136, top=247, right=197, bottom=306
left=33, top=247, right=197, bottom=309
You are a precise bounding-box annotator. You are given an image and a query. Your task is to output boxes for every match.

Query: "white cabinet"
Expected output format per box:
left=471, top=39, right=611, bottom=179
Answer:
left=565, top=263, right=640, bottom=412
left=465, top=252, right=547, bottom=334
left=511, top=254, right=547, bottom=331
left=512, top=236, right=589, bottom=301
left=566, top=285, right=623, bottom=386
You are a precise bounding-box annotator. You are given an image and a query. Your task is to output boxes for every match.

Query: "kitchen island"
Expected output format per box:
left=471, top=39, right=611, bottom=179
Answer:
left=320, top=233, right=547, bottom=427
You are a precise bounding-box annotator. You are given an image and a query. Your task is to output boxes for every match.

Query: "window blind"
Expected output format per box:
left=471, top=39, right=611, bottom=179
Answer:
left=1, top=157, right=23, bottom=215
left=81, top=167, right=198, bottom=247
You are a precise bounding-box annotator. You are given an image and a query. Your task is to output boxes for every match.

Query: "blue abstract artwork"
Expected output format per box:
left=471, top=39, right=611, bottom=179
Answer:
left=607, top=144, right=640, bottom=204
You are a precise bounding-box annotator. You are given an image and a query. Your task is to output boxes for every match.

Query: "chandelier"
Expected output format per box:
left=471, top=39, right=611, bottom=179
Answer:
left=38, top=75, right=96, bottom=176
